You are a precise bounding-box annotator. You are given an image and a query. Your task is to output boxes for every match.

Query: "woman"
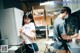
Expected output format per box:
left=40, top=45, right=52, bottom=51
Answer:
left=19, top=12, right=39, bottom=53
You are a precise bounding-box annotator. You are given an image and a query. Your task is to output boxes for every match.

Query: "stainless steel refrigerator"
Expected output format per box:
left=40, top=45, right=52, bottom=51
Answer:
left=0, top=7, right=24, bottom=45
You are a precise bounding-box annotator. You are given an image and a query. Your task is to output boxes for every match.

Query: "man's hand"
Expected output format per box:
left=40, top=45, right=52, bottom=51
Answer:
left=76, top=34, right=80, bottom=40
left=71, top=34, right=80, bottom=40
left=71, top=33, right=78, bottom=38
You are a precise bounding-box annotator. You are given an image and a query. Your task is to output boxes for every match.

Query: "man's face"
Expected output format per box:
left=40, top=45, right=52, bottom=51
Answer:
left=64, top=12, right=69, bottom=19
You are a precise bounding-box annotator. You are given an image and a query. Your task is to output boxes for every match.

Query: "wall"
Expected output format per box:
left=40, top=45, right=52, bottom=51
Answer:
left=34, top=15, right=56, bottom=26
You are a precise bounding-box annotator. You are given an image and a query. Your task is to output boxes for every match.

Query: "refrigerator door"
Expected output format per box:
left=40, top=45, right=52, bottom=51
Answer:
left=0, top=8, right=24, bottom=45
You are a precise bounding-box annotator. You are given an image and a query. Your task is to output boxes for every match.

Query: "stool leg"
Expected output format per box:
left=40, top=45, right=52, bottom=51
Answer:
left=44, top=44, right=49, bottom=53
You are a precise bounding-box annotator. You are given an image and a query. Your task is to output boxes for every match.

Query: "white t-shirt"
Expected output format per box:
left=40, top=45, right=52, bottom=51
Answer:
left=22, top=22, right=35, bottom=44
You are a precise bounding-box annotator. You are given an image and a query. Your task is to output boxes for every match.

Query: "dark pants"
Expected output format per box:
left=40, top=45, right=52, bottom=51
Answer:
left=25, top=43, right=39, bottom=53
left=25, top=44, right=34, bottom=53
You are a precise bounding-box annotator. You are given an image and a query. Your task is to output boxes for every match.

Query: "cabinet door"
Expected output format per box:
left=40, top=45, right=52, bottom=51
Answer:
left=78, top=0, right=80, bottom=9
left=14, top=8, right=24, bottom=44
left=14, top=8, right=23, bottom=37
left=0, top=8, right=23, bottom=45
left=71, top=0, right=78, bottom=13
left=63, top=0, right=78, bottom=13
left=0, top=8, right=18, bottom=45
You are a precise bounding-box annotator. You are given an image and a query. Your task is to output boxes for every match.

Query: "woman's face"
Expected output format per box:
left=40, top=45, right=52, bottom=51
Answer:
left=24, top=17, right=31, bottom=24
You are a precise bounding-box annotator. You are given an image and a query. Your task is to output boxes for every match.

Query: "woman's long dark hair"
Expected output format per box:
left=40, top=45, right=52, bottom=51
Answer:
left=22, top=12, right=35, bottom=26
left=22, top=12, right=36, bottom=40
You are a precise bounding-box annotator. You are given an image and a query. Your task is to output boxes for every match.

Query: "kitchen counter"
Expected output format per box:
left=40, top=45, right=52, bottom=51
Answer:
left=0, top=45, right=20, bottom=53
left=67, top=42, right=80, bottom=53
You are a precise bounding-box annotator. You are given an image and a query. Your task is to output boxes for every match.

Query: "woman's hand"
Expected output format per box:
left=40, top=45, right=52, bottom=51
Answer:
left=19, top=27, right=23, bottom=33
left=19, top=27, right=25, bottom=34
left=22, top=40, right=25, bottom=44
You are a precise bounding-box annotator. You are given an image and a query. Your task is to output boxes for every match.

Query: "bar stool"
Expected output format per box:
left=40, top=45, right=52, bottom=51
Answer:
left=44, top=40, right=56, bottom=53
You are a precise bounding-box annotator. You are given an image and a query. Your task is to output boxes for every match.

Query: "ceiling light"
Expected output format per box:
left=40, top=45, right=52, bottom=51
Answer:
left=40, top=1, right=55, bottom=6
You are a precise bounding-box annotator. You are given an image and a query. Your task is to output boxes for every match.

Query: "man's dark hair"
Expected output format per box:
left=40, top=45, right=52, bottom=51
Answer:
left=60, top=6, right=71, bottom=15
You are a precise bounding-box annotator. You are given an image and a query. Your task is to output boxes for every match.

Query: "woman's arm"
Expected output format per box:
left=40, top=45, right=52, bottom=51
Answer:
left=23, top=23, right=36, bottom=40
left=23, top=30, right=36, bottom=40
left=19, top=27, right=25, bottom=43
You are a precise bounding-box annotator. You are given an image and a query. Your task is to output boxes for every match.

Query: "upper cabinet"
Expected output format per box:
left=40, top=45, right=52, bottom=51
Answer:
left=78, top=0, right=80, bottom=10
left=63, top=0, right=80, bottom=13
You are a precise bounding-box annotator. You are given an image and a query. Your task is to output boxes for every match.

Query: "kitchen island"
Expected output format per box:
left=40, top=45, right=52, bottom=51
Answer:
left=67, top=37, right=80, bottom=53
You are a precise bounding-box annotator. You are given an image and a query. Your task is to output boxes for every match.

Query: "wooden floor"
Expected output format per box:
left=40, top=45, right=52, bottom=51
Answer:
left=36, top=38, right=46, bottom=53
left=36, top=38, right=55, bottom=53
left=36, top=38, right=70, bottom=53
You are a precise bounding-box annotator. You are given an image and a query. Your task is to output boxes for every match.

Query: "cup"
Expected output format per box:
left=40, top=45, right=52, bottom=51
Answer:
left=72, top=38, right=76, bottom=44
left=79, top=30, right=80, bottom=35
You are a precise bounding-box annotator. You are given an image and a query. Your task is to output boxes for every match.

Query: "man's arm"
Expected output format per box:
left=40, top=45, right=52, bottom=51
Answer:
left=61, top=34, right=78, bottom=40
left=58, top=24, right=78, bottom=40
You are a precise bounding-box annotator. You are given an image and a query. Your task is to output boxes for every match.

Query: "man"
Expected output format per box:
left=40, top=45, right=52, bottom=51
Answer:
left=53, top=6, right=78, bottom=53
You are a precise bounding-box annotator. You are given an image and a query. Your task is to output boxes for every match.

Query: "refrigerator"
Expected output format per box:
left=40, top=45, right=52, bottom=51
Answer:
left=0, top=7, right=24, bottom=45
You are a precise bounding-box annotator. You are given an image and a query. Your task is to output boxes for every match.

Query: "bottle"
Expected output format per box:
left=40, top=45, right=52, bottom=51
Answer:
left=72, top=38, right=76, bottom=44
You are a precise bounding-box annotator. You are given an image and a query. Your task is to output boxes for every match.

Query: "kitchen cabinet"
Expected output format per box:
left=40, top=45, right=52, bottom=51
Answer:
left=78, top=0, right=80, bottom=9
left=0, top=7, right=24, bottom=45
left=67, top=43, right=80, bottom=53
left=63, top=0, right=79, bottom=13
left=65, top=14, right=79, bottom=35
